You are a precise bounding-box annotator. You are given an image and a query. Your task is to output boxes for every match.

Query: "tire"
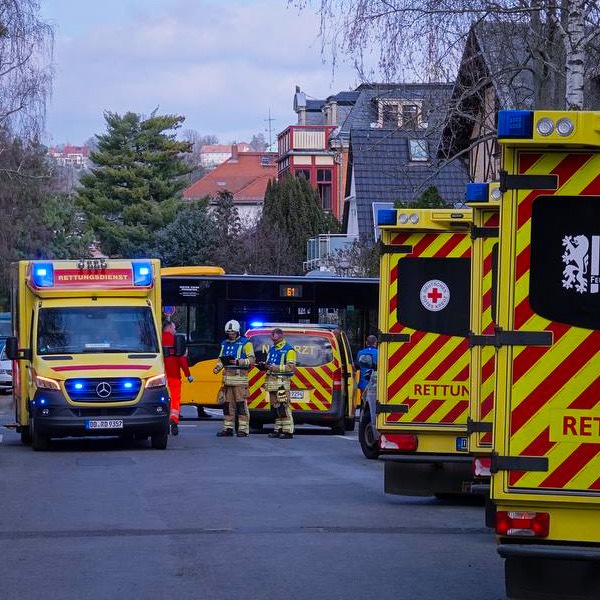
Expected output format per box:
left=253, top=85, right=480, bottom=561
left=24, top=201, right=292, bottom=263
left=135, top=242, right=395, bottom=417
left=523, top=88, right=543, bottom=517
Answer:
left=358, top=405, right=379, bottom=459
left=150, top=428, right=168, bottom=450
left=20, top=427, right=32, bottom=445
left=31, top=420, right=49, bottom=451
left=345, top=415, right=356, bottom=432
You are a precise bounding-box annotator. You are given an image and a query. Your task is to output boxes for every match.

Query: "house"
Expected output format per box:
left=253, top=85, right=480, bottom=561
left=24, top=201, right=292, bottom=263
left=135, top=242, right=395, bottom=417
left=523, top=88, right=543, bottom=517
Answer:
left=49, top=144, right=91, bottom=169
left=183, top=144, right=277, bottom=225
left=440, top=21, right=600, bottom=183
left=200, top=143, right=251, bottom=169
left=277, top=87, right=359, bottom=221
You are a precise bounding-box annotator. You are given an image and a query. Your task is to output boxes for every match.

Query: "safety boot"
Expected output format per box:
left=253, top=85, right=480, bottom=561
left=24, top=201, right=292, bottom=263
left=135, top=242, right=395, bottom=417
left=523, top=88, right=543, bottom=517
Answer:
left=170, top=421, right=179, bottom=436
left=216, top=429, right=234, bottom=437
left=279, top=432, right=293, bottom=439
left=236, top=431, right=248, bottom=437
left=268, top=430, right=282, bottom=438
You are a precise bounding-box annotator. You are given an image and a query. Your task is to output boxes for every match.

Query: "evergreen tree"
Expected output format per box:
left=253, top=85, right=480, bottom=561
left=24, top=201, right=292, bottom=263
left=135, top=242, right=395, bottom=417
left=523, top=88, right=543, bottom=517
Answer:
left=151, top=199, right=217, bottom=267
left=256, top=175, right=339, bottom=274
left=395, top=185, right=449, bottom=209
left=211, top=190, right=244, bottom=271
left=76, top=110, right=192, bottom=257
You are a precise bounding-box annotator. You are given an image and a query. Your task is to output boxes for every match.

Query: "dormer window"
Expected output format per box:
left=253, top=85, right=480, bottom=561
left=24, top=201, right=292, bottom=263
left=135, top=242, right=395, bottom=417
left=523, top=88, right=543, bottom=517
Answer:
left=376, top=99, right=423, bottom=129
left=408, top=139, right=429, bottom=162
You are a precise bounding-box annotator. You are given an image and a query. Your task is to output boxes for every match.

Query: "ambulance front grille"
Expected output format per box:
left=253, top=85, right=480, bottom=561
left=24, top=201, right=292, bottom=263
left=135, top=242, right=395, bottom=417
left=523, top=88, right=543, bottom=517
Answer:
left=64, top=377, right=142, bottom=402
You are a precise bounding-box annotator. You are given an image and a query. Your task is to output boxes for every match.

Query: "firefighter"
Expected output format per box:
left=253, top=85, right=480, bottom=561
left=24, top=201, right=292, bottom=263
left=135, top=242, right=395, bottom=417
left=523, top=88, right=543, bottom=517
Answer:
left=162, top=321, right=193, bottom=436
left=213, top=319, right=255, bottom=437
left=258, top=327, right=297, bottom=439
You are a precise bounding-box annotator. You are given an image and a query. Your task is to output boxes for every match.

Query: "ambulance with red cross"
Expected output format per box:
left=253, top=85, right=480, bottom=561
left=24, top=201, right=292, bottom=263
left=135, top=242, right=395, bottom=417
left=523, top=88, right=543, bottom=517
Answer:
left=4, top=259, right=182, bottom=451
left=373, top=208, right=477, bottom=496
left=491, top=110, right=600, bottom=599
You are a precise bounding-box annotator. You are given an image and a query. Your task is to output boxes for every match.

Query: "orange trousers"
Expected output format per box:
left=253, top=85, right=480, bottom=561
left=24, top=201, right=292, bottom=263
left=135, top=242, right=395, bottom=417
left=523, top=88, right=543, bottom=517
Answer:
left=167, top=376, right=181, bottom=424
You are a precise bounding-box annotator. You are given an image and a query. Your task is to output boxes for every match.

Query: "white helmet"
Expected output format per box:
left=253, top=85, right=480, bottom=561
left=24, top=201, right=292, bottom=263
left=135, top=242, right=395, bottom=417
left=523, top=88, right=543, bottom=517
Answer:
left=225, top=319, right=240, bottom=333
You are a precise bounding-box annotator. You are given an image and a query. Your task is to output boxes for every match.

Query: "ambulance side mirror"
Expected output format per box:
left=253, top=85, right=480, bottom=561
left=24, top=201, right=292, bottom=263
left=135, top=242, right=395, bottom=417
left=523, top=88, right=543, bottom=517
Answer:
left=5, top=336, right=30, bottom=361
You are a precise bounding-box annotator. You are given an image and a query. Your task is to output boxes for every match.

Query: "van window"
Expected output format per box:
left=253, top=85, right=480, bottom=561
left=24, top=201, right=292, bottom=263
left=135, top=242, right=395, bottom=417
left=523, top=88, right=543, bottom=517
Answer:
left=249, top=333, right=334, bottom=367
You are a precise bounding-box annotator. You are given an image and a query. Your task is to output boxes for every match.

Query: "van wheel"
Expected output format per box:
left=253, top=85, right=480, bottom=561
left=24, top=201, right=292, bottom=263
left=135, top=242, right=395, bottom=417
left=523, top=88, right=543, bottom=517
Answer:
left=151, top=429, right=168, bottom=450
left=331, top=408, right=346, bottom=435
left=21, top=427, right=32, bottom=445
left=345, top=415, right=356, bottom=432
left=358, top=406, right=379, bottom=459
left=31, top=420, right=49, bottom=451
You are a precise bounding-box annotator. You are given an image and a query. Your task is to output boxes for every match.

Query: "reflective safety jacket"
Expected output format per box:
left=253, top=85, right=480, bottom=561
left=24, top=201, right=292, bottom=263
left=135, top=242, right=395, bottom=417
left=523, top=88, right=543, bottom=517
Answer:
left=162, top=330, right=191, bottom=380
left=265, top=339, right=297, bottom=391
left=216, top=335, right=255, bottom=386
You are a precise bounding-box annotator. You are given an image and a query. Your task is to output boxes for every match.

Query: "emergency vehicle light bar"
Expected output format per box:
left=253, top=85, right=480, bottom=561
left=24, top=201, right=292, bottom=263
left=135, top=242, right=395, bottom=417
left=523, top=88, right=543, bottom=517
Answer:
left=497, top=110, right=534, bottom=139
left=377, top=209, right=397, bottom=226
left=32, top=262, right=54, bottom=287
left=133, top=261, right=153, bottom=286
left=465, top=183, right=489, bottom=202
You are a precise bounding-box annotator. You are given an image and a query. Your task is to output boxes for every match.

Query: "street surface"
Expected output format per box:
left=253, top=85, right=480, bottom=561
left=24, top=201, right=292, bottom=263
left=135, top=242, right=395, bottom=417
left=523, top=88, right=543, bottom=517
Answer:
left=0, top=397, right=505, bottom=599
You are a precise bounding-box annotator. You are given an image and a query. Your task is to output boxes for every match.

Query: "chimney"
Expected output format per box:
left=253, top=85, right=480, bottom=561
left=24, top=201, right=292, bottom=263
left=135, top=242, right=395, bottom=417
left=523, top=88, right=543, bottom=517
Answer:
left=231, top=143, right=239, bottom=162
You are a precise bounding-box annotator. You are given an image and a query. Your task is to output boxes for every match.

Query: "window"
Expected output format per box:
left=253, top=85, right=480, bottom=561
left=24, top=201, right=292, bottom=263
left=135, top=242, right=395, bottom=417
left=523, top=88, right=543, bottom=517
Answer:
left=317, top=169, right=333, bottom=211
left=382, top=104, right=399, bottom=128
left=401, top=104, right=419, bottom=129
left=261, top=156, right=270, bottom=165
left=409, top=139, right=429, bottom=162
left=295, top=169, right=310, bottom=181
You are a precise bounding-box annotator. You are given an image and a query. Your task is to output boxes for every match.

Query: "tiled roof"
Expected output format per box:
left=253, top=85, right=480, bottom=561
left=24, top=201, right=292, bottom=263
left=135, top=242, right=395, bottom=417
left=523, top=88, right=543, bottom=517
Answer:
left=350, top=128, right=468, bottom=241
left=183, top=152, right=277, bottom=203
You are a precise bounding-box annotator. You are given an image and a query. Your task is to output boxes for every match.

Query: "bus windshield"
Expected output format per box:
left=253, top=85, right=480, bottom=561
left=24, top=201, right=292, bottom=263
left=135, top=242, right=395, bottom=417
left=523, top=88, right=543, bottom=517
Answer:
left=37, top=307, right=159, bottom=355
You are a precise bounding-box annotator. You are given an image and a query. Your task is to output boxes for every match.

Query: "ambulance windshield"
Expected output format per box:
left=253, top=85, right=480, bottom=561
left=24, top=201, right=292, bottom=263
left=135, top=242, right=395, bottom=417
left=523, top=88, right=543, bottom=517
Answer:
left=37, top=306, right=159, bottom=355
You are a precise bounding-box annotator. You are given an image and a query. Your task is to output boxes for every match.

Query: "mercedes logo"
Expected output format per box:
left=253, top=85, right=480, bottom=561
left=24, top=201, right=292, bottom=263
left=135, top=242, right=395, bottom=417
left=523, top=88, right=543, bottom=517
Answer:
left=96, top=381, right=112, bottom=398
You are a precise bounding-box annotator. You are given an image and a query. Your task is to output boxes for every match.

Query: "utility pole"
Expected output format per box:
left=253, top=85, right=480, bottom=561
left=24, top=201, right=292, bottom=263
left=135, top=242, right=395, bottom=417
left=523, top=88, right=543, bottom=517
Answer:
left=264, top=108, right=276, bottom=149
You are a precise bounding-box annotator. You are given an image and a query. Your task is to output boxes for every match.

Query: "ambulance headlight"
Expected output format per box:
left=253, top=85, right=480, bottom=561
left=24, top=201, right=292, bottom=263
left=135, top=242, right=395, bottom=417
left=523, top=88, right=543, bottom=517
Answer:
left=556, top=117, right=575, bottom=136
left=536, top=117, right=554, bottom=136
left=409, top=213, right=419, bottom=224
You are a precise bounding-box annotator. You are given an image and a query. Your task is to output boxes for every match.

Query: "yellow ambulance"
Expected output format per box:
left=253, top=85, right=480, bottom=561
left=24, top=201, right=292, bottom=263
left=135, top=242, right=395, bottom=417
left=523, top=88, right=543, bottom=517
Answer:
left=492, top=110, right=600, bottom=598
left=5, top=259, right=182, bottom=450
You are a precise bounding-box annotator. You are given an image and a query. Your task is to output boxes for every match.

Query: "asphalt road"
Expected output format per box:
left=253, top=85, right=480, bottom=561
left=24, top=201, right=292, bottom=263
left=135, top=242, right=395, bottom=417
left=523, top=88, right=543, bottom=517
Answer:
left=0, top=400, right=506, bottom=600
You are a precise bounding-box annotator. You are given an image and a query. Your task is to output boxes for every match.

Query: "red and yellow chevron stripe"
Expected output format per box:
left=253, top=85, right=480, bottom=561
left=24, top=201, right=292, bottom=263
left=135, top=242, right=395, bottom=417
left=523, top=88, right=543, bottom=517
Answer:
left=384, top=231, right=471, bottom=426
left=247, top=360, right=338, bottom=412
left=470, top=209, right=499, bottom=450
left=506, top=151, right=600, bottom=491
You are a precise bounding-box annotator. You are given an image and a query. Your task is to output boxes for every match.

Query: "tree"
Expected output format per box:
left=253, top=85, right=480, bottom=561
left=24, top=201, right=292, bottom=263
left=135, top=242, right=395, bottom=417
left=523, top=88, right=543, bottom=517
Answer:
left=211, top=190, right=245, bottom=271
left=76, top=110, right=192, bottom=257
left=293, top=0, right=600, bottom=111
left=0, top=0, right=53, bottom=138
left=151, top=199, right=218, bottom=267
left=396, top=185, right=448, bottom=208
left=249, top=133, right=268, bottom=151
left=254, top=175, right=339, bottom=275
left=180, top=129, right=218, bottom=183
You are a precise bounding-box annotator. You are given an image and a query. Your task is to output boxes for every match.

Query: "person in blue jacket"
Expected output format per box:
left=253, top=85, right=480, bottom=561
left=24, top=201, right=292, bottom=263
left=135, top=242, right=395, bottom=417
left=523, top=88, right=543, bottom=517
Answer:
left=355, top=335, right=378, bottom=397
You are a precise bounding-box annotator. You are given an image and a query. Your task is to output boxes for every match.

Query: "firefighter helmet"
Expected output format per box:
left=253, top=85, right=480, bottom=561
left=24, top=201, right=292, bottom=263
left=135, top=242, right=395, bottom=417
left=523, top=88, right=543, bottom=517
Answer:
left=225, top=319, right=240, bottom=333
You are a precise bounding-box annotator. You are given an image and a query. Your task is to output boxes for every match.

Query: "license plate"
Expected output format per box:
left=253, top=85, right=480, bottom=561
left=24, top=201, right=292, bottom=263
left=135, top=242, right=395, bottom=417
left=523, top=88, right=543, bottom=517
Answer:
left=85, top=419, right=124, bottom=430
left=456, top=436, right=468, bottom=452
left=290, top=390, right=305, bottom=400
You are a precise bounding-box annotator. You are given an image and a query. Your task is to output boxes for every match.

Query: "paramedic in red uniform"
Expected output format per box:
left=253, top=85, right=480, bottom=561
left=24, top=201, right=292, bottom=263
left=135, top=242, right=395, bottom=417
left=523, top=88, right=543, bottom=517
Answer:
left=162, top=321, right=193, bottom=436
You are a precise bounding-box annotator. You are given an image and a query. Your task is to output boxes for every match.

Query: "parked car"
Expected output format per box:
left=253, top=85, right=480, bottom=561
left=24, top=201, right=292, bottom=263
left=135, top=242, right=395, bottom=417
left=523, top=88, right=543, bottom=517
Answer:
left=0, top=342, right=12, bottom=393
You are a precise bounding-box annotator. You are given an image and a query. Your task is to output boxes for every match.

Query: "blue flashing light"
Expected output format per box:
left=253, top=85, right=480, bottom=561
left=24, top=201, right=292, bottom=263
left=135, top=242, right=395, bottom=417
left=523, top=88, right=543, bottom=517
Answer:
left=123, top=381, right=134, bottom=389
left=377, top=209, right=397, bottom=226
left=38, top=398, right=47, bottom=405
left=250, top=321, right=263, bottom=328
left=497, top=110, right=534, bottom=139
left=74, top=382, right=84, bottom=390
left=133, top=261, right=153, bottom=286
left=465, top=183, right=489, bottom=203
left=32, top=262, right=54, bottom=287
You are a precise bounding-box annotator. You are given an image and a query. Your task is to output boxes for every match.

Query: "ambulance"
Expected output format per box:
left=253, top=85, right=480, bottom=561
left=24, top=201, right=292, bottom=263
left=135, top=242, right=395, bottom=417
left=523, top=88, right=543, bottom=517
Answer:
left=244, top=323, right=357, bottom=434
left=492, top=110, right=600, bottom=598
left=4, top=259, right=182, bottom=451
left=374, top=208, right=475, bottom=496
left=465, top=181, right=501, bottom=523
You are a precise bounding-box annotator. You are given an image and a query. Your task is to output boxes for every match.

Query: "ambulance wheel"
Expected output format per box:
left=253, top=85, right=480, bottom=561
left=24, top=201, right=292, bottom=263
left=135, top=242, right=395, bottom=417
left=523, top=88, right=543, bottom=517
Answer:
left=151, top=429, right=168, bottom=450
left=358, top=406, right=380, bottom=460
left=31, top=420, right=49, bottom=451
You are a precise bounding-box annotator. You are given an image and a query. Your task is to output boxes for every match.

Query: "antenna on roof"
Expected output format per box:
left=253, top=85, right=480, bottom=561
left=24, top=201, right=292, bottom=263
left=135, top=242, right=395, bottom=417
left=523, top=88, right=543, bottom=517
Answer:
left=264, top=108, right=276, bottom=149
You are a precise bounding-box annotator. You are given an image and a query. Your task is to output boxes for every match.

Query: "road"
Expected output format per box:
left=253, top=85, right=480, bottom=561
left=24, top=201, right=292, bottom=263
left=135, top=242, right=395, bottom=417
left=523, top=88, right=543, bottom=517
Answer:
left=0, top=399, right=505, bottom=600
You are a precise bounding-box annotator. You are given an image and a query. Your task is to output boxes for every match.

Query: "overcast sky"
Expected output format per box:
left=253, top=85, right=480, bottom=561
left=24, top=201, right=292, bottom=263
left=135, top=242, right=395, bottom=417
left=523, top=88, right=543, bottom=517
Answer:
left=39, top=0, right=363, bottom=147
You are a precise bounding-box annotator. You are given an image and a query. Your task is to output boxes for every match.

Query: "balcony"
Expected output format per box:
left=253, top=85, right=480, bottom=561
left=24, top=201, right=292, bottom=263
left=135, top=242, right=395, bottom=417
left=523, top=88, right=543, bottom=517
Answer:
left=278, top=125, right=337, bottom=156
left=304, top=234, right=359, bottom=274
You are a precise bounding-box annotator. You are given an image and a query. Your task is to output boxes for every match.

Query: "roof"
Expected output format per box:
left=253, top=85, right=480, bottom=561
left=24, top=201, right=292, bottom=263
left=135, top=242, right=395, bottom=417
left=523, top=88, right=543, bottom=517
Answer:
left=349, top=127, right=468, bottom=241
left=183, top=152, right=277, bottom=203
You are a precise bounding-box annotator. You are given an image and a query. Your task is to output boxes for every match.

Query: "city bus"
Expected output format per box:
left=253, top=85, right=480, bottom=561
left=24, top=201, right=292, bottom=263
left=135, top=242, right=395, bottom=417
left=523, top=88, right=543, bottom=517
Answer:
left=160, top=267, right=379, bottom=419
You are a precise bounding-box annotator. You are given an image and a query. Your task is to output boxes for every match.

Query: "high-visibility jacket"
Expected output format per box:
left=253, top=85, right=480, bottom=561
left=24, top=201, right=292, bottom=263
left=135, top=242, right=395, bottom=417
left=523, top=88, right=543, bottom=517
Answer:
left=265, top=340, right=296, bottom=391
left=162, top=330, right=191, bottom=380
left=216, top=335, right=255, bottom=386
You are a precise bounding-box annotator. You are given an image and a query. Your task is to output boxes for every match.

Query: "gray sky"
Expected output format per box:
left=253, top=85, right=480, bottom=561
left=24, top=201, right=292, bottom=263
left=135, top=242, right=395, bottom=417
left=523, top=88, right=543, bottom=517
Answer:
left=40, top=0, right=362, bottom=146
